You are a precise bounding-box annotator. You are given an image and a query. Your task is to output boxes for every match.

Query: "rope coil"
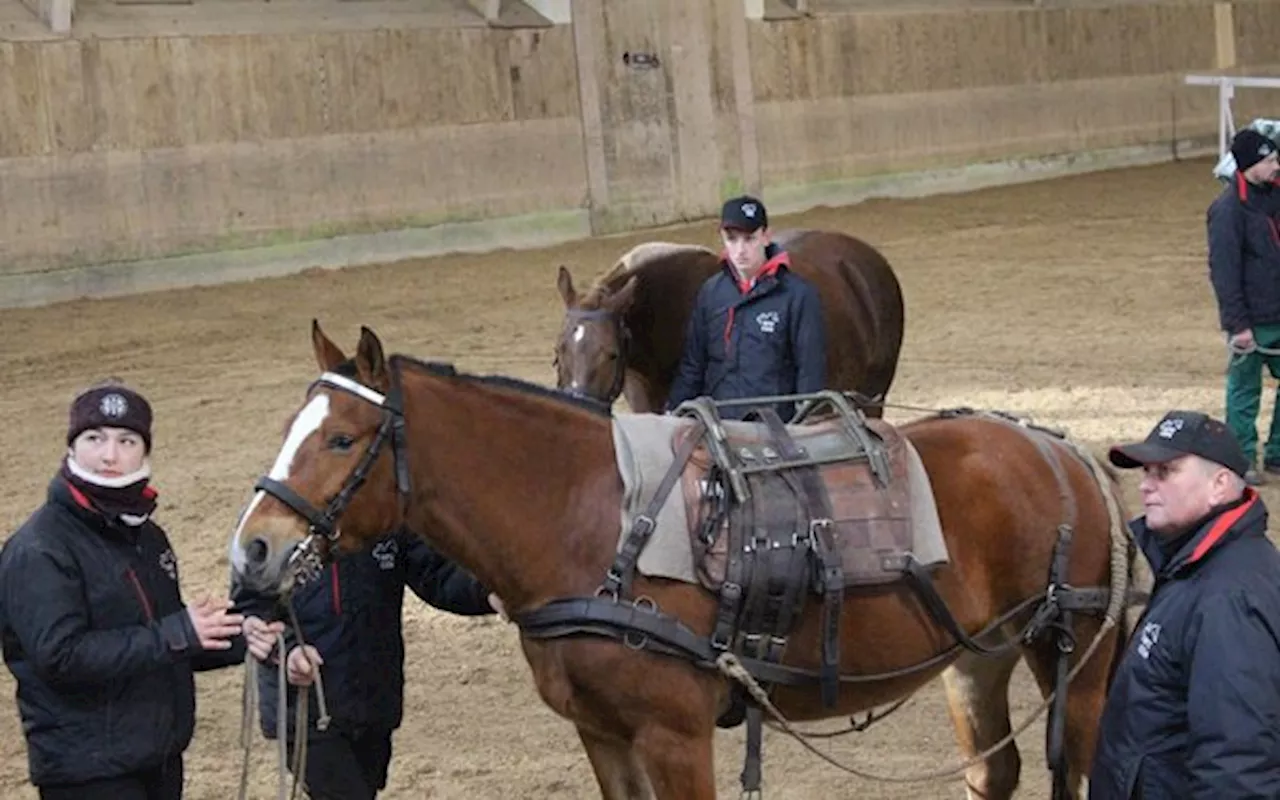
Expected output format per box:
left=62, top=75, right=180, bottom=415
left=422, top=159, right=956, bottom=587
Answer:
left=237, top=600, right=332, bottom=800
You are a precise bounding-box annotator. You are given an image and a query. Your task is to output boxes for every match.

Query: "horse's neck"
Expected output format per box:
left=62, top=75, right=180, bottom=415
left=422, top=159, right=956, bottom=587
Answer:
left=621, top=254, right=720, bottom=407
left=400, top=371, right=621, bottom=609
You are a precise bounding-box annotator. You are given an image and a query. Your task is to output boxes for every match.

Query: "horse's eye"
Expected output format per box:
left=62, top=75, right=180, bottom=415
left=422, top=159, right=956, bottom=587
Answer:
left=327, top=434, right=355, bottom=452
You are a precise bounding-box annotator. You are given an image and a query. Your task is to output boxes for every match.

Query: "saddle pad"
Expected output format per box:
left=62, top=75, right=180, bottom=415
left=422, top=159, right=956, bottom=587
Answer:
left=611, top=413, right=949, bottom=585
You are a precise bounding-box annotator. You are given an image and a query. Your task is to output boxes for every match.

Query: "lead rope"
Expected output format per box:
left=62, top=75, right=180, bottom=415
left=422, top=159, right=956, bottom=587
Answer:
left=236, top=606, right=333, bottom=800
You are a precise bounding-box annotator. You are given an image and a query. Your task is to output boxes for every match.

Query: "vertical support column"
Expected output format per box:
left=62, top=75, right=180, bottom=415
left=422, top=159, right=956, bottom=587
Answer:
left=728, top=0, right=761, bottom=195
left=665, top=0, right=723, bottom=218
left=570, top=0, right=612, bottom=232
left=1213, top=2, right=1236, bottom=70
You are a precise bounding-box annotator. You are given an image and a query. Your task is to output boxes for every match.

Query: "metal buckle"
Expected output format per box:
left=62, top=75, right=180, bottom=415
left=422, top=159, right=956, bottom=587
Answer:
left=632, top=515, right=656, bottom=538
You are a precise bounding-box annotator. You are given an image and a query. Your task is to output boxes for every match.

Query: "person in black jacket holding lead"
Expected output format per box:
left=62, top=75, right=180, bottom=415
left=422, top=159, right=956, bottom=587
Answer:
left=0, top=379, right=276, bottom=800
left=1208, top=128, right=1280, bottom=484
left=666, top=195, right=827, bottom=422
left=238, top=529, right=499, bottom=800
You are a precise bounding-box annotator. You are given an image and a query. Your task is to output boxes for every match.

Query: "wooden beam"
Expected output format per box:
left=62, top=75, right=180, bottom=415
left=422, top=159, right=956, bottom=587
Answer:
left=467, top=0, right=502, bottom=21
left=19, top=0, right=72, bottom=34
left=525, top=0, right=571, bottom=23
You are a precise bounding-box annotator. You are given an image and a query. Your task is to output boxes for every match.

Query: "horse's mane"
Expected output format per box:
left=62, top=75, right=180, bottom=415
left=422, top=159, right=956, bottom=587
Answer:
left=391, top=354, right=613, bottom=418
left=583, top=242, right=719, bottom=305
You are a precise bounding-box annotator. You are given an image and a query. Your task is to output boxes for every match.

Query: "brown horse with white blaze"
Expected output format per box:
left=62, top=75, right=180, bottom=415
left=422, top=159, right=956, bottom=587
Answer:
left=554, top=230, right=906, bottom=417
left=230, top=322, right=1131, bottom=800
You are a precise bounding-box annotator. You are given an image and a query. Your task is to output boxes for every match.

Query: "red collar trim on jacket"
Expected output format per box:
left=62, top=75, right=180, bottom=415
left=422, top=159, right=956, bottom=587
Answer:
left=64, top=480, right=94, bottom=511
left=720, top=250, right=791, bottom=294
left=1188, top=487, right=1258, bottom=564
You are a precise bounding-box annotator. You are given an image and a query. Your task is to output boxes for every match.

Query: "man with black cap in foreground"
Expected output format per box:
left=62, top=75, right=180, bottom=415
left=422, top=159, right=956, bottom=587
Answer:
left=1088, top=410, right=1280, bottom=799
left=0, top=378, right=277, bottom=799
left=1209, top=127, right=1280, bottom=484
left=666, top=194, right=827, bottom=421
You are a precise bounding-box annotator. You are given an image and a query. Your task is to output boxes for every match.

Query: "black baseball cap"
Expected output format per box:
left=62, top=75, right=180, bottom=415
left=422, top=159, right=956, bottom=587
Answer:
left=1108, top=410, right=1249, bottom=478
left=720, top=195, right=768, bottom=233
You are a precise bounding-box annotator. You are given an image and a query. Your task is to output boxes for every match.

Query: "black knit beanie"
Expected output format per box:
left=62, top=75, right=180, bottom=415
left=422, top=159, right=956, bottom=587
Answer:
left=67, top=381, right=153, bottom=453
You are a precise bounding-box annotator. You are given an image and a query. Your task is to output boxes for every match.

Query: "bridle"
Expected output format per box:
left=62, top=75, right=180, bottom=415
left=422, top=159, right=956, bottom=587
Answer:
left=559, top=308, right=631, bottom=404
left=251, top=370, right=411, bottom=584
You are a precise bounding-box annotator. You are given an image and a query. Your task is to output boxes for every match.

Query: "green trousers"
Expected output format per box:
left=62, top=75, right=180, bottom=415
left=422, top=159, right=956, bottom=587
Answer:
left=1226, top=322, right=1280, bottom=467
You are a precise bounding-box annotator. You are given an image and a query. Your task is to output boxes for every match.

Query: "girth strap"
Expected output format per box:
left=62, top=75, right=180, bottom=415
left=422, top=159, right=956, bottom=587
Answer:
left=902, top=558, right=1028, bottom=659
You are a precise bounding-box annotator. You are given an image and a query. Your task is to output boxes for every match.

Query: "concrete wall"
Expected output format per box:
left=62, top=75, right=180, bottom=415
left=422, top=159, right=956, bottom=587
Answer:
left=2, top=0, right=1279, bottom=306
left=0, top=23, right=586, bottom=274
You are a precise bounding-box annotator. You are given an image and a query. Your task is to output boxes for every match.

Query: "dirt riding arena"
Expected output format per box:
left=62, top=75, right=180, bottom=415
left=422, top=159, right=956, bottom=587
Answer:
left=0, top=157, right=1262, bottom=798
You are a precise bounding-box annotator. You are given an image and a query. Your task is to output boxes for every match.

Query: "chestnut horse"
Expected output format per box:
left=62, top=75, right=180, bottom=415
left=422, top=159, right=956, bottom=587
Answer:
left=231, top=323, right=1131, bottom=800
left=554, top=230, right=905, bottom=417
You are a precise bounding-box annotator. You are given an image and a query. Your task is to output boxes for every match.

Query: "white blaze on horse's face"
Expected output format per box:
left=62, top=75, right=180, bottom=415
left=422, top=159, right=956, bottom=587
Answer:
left=573, top=324, right=586, bottom=344
left=229, top=392, right=331, bottom=569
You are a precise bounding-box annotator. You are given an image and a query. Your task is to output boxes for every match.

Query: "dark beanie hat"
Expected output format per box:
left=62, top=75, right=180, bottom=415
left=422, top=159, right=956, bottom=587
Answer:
left=67, top=380, right=153, bottom=452
left=1231, top=128, right=1277, bottom=173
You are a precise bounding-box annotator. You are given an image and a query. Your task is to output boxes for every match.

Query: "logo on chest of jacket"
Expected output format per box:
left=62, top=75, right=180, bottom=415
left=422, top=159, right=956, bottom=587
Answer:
left=371, top=539, right=398, bottom=571
left=159, top=548, right=177, bottom=582
left=1137, top=621, right=1162, bottom=659
left=755, top=311, right=780, bottom=334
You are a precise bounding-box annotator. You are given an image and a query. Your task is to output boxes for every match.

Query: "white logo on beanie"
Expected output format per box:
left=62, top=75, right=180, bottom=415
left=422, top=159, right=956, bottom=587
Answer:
left=100, top=393, right=129, bottom=419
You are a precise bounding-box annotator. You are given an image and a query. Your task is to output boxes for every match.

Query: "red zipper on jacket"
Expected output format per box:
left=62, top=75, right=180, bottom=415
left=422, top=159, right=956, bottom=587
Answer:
left=719, top=252, right=790, bottom=354
left=126, top=568, right=155, bottom=622
left=330, top=563, right=342, bottom=615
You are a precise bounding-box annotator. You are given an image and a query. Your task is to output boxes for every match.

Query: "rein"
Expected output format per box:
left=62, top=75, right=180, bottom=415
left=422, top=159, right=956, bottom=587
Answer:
left=236, top=599, right=333, bottom=800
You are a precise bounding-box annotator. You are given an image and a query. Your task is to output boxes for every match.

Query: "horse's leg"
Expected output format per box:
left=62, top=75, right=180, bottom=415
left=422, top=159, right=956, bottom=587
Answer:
left=632, top=726, right=716, bottom=800
left=1022, top=616, right=1120, bottom=799
left=577, top=726, right=654, bottom=800
left=940, top=648, right=1024, bottom=800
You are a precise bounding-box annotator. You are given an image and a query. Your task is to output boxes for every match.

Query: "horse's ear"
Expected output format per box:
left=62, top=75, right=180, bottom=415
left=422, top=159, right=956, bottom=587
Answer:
left=312, top=319, right=348, bottom=372
left=604, top=275, right=639, bottom=315
left=556, top=265, right=578, bottom=307
left=355, top=326, right=388, bottom=389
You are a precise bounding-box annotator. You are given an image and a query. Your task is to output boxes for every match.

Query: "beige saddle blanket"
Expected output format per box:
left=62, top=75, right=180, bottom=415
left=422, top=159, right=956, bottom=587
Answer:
left=611, top=413, right=949, bottom=587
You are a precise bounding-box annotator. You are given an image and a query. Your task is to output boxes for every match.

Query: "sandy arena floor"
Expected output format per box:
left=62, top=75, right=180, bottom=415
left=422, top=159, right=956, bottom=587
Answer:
left=0, top=157, right=1267, bottom=799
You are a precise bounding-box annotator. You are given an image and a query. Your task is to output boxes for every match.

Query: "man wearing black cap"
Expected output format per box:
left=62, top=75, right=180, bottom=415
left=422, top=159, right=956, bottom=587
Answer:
left=1088, top=410, right=1280, bottom=799
left=0, top=378, right=271, bottom=799
left=1208, top=127, right=1280, bottom=484
left=665, top=194, right=827, bottom=421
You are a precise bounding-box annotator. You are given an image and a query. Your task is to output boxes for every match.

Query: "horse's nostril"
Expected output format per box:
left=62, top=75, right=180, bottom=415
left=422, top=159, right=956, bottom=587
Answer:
left=245, top=538, right=270, bottom=565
